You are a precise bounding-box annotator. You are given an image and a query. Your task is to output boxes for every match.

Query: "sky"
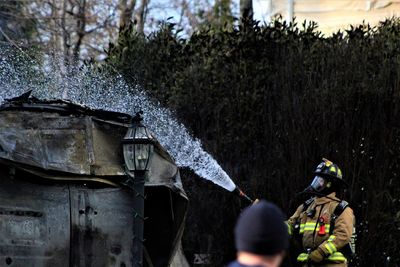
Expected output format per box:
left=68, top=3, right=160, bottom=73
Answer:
left=253, top=0, right=272, bottom=22
left=145, top=0, right=270, bottom=33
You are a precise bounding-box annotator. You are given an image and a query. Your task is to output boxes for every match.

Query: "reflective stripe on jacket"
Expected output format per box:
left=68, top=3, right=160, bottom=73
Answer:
left=297, top=252, right=347, bottom=263
left=287, top=192, right=354, bottom=266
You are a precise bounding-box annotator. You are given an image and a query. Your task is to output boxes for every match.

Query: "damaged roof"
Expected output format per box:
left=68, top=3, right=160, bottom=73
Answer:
left=1, top=92, right=132, bottom=123
left=0, top=93, right=185, bottom=194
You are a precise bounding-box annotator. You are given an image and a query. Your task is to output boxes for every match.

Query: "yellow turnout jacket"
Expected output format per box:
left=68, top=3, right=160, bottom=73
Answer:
left=287, top=193, right=354, bottom=267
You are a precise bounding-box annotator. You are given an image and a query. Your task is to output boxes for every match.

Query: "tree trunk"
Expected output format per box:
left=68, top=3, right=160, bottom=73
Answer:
left=61, top=0, right=70, bottom=67
left=135, top=0, right=149, bottom=34
left=214, top=0, right=232, bottom=27
left=178, top=0, right=199, bottom=29
left=72, top=0, right=86, bottom=63
left=119, top=0, right=136, bottom=29
left=240, top=0, right=253, bottom=21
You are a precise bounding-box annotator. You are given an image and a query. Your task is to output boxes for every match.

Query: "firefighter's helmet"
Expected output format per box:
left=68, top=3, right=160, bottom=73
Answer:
left=310, top=158, right=347, bottom=193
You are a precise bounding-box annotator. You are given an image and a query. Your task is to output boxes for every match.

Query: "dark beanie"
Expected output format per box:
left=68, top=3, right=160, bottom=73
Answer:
left=234, top=200, right=289, bottom=256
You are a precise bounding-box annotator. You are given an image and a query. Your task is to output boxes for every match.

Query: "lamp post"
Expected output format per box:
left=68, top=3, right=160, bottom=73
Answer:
left=122, top=111, right=154, bottom=266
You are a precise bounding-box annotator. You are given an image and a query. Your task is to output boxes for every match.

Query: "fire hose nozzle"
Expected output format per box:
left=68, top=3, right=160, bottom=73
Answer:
left=234, top=186, right=255, bottom=204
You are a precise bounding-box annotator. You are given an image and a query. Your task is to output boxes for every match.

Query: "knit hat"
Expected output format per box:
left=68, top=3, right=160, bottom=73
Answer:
left=234, top=200, right=289, bottom=256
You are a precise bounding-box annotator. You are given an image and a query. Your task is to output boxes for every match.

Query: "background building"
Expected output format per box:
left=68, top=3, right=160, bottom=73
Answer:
left=254, top=0, right=400, bottom=34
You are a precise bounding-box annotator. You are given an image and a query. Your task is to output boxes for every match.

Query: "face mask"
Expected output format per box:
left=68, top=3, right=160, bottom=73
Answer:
left=310, top=176, right=328, bottom=192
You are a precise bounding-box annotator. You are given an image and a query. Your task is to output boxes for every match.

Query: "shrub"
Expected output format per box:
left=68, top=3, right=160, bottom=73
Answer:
left=107, top=18, right=400, bottom=266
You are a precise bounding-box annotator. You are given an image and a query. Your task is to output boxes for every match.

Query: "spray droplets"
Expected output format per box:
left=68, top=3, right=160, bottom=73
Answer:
left=0, top=49, right=236, bottom=191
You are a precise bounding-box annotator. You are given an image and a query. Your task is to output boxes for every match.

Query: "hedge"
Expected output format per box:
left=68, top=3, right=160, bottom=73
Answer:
left=107, top=18, right=400, bottom=266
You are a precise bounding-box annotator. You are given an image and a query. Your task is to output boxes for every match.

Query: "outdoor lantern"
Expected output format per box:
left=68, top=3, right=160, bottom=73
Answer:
left=122, top=111, right=155, bottom=173
left=122, top=111, right=154, bottom=266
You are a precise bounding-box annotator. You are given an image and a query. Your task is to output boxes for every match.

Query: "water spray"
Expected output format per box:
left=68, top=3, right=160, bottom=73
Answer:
left=0, top=48, right=260, bottom=204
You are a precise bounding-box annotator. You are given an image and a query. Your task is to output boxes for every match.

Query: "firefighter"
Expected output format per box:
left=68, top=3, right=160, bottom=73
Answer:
left=287, top=159, right=355, bottom=267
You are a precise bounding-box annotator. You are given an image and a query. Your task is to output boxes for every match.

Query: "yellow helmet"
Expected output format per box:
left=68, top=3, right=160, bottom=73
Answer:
left=312, top=158, right=347, bottom=188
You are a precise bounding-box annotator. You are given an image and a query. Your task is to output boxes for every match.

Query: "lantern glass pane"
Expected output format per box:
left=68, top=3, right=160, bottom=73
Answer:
left=125, top=128, right=135, bottom=139
left=134, top=143, right=154, bottom=171
left=134, top=126, right=149, bottom=139
left=123, top=144, right=136, bottom=171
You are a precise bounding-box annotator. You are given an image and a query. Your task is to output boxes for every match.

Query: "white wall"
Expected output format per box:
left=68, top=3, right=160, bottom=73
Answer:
left=254, top=0, right=400, bottom=34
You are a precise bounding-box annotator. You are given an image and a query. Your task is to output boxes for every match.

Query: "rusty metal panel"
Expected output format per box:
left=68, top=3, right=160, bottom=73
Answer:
left=69, top=186, right=136, bottom=267
left=0, top=111, right=91, bottom=174
left=91, top=120, right=126, bottom=176
left=0, top=109, right=183, bottom=187
left=0, top=173, right=70, bottom=267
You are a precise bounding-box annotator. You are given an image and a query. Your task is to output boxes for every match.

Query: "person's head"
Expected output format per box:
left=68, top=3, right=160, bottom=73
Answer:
left=234, top=200, right=288, bottom=267
left=307, top=158, right=347, bottom=196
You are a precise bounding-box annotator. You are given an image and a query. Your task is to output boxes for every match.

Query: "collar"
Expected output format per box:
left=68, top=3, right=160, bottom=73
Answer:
left=237, top=252, right=274, bottom=267
left=314, top=192, right=340, bottom=205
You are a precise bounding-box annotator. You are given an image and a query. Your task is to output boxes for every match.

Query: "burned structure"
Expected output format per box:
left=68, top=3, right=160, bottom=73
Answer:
left=0, top=96, right=188, bottom=267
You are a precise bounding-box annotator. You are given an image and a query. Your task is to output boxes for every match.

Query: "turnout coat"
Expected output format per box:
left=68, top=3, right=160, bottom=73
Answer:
left=287, top=193, right=354, bottom=267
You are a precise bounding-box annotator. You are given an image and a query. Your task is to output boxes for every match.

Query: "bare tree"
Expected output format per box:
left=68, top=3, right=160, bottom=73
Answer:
left=27, top=0, right=154, bottom=64
left=177, top=0, right=202, bottom=30
left=73, top=0, right=87, bottom=61
left=0, top=0, right=37, bottom=46
left=27, top=0, right=119, bottom=66
left=169, top=0, right=235, bottom=34
left=1, top=0, right=238, bottom=65
left=240, top=0, right=253, bottom=21
left=119, top=0, right=136, bottom=29
left=135, top=0, right=150, bottom=34
left=214, top=0, right=233, bottom=27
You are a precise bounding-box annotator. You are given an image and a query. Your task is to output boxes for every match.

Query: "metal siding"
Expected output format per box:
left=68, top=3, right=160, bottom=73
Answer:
left=0, top=174, right=70, bottom=267
left=69, top=186, right=136, bottom=267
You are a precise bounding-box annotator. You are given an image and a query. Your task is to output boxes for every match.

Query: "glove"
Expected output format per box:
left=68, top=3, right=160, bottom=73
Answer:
left=309, top=248, right=324, bottom=263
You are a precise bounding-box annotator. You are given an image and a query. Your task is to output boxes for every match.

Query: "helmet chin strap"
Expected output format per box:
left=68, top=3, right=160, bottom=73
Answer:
left=294, top=186, right=314, bottom=198
left=296, top=186, right=340, bottom=202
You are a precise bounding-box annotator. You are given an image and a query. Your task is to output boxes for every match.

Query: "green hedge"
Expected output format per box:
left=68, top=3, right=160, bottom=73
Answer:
left=107, top=19, right=400, bottom=266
